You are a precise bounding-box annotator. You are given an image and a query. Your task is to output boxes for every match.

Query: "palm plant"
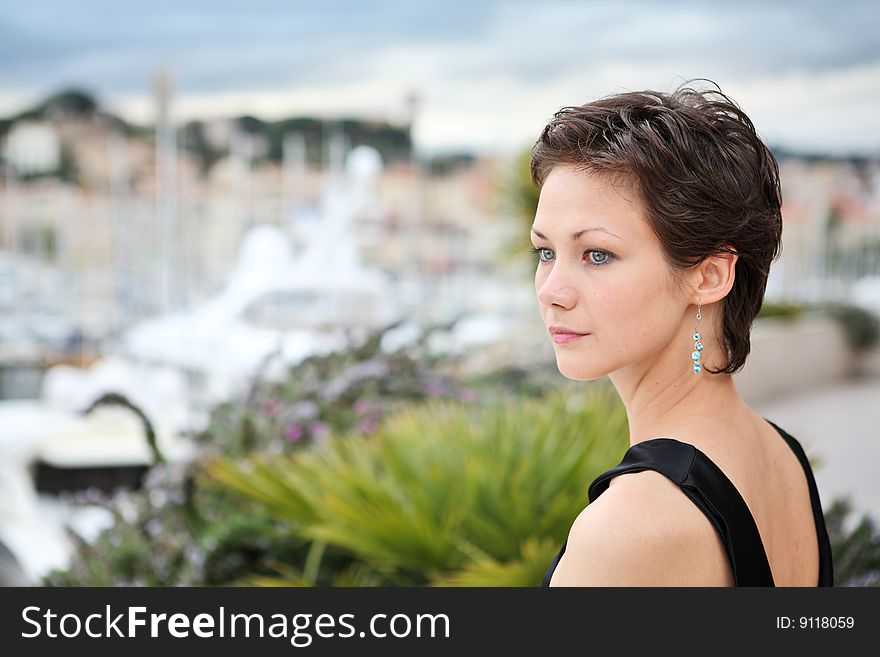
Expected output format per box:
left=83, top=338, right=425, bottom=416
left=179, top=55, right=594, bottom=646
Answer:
left=204, top=381, right=629, bottom=586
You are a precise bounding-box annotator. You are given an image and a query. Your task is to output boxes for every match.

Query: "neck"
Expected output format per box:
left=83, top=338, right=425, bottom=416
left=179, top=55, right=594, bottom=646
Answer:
left=609, top=350, right=751, bottom=448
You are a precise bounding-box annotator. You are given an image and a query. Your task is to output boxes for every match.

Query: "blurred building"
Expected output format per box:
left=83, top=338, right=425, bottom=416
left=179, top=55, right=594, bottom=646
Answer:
left=771, top=155, right=880, bottom=301
left=1, top=90, right=879, bottom=381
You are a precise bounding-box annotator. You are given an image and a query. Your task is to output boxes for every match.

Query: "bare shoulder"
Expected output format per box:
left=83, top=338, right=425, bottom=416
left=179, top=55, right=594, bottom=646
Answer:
left=549, top=470, right=734, bottom=586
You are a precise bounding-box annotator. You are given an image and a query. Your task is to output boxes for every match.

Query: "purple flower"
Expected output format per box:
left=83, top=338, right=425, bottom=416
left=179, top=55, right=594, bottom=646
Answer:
left=262, top=399, right=282, bottom=416
left=425, top=380, right=444, bottom=396
left=284, top=424, right=304, bottom=442
left=293, top=400, right=319, bottom=419
left=353, top=398, right=371, bottom=415
left=308, top=420, right=330, bottom=438
left=360, top=418, right=378, bottom=434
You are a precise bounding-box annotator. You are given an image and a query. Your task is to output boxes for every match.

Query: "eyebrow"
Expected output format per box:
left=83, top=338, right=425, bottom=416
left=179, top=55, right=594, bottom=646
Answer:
left=530, top=226, right=621, bottom=241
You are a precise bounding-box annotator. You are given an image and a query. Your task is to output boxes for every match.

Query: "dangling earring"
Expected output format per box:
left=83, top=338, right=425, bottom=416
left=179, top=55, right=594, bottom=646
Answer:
left=691, top=300, right=704, bottom=374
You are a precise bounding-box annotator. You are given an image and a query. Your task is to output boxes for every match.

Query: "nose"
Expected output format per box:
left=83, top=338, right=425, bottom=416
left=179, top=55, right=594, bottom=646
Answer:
left=536, top=263, right=577, bottom=309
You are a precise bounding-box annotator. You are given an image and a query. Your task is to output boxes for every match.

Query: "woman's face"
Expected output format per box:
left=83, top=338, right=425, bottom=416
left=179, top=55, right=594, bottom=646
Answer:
left=531, top=165, right=687, bottom=381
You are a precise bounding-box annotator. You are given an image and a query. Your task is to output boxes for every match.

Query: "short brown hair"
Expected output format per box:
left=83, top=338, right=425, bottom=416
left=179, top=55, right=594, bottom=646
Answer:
left=530, top=79, right=782, bottom=375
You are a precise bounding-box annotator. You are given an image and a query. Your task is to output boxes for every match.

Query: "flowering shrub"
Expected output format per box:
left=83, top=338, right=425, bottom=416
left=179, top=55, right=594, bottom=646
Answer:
left=44, top=319, right=541, bottom=586
left=196, top=321, right=480, bottom=458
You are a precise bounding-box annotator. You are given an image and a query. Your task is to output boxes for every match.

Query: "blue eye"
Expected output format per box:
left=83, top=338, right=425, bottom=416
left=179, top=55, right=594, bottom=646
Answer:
left=530, top=247, right=554, bottom=262
left=529, top=247, right=615, bottom=267
left=589, top=250, right=612, bottom=265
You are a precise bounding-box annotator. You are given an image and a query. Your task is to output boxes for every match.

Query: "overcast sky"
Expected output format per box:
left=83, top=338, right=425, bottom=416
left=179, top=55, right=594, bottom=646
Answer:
left=1, top=0, right=878, bottom=155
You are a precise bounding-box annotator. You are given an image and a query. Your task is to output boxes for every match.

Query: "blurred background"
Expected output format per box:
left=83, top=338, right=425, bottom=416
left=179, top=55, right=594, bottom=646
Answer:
left=1, top=0, right=879, bottom=587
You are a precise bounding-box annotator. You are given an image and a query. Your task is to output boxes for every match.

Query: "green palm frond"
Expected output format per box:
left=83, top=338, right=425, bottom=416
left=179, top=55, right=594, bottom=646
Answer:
left=432, top=536, right=562, bottom=587
left=203, top=382, right=629, bottom=585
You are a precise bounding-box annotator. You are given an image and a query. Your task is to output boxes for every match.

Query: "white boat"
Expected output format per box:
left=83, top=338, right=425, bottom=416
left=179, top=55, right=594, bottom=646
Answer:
left=0, top=395, right=193, bottom=584
left=118, top=146, right=404, bottom=423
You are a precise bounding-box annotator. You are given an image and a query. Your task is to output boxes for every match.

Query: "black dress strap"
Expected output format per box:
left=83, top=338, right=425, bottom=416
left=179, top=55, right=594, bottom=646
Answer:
left=543, top=419, right=834, bottom=587
left=762, top=419, right=834, bottom=586
left=542, top=437, right=775, bottom=586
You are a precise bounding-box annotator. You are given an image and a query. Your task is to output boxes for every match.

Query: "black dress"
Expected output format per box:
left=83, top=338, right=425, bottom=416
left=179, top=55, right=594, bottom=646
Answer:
left=542, top=418, right=834, bottom=586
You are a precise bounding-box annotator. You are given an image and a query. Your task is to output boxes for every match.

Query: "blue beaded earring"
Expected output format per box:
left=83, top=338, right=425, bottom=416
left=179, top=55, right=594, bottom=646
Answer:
left=691, top=300, right=704, bottom=374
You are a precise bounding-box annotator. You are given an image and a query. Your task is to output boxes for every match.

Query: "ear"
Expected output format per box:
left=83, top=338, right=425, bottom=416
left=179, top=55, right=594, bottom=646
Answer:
left=691, top=248, right=738, bottom=304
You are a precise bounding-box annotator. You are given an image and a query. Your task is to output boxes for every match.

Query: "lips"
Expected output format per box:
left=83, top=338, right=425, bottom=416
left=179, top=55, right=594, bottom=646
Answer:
left=548, top=326, right=590, bottom=345
left=548, top=325, right=588, bottom=336
left=552, top=332, right=587, bottom=344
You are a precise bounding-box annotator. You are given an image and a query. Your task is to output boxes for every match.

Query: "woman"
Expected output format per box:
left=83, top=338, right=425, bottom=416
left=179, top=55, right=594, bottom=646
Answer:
left=531, top=81, right=833, bottom=586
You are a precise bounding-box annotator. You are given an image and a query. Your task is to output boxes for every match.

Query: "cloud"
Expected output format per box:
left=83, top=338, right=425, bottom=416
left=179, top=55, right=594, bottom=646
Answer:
left=0, top=0, right=496, bottom=91
left=0, top=0, right=877, bottom=153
